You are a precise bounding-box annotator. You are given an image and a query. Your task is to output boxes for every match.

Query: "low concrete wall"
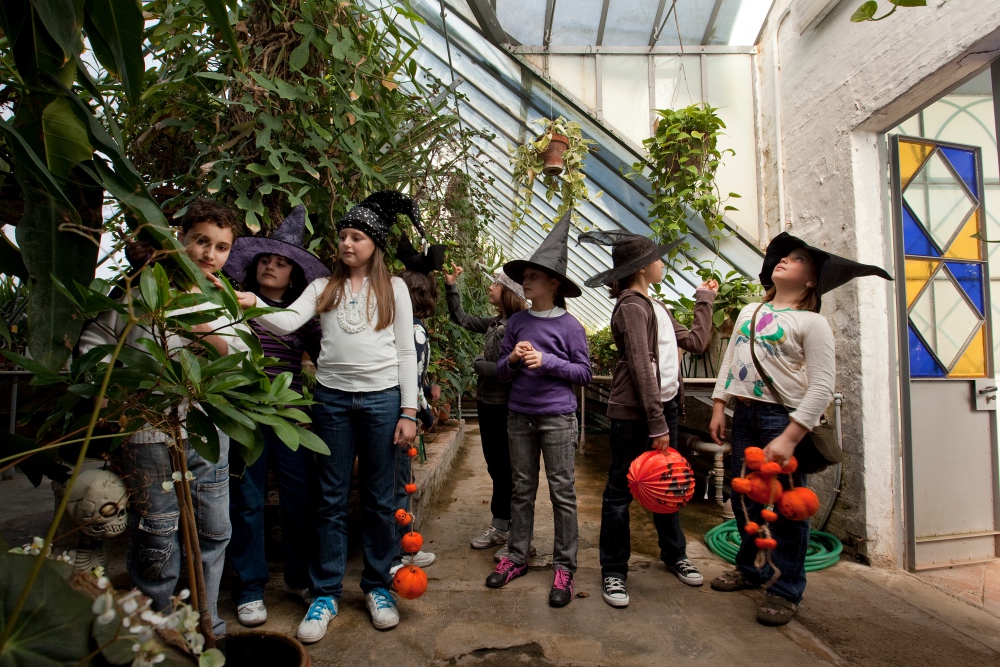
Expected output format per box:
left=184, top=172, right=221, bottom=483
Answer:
left=412, top=419, right=465, bottom=531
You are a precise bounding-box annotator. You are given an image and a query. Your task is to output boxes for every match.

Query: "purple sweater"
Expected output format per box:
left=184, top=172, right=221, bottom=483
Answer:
left=496, top=310, right=592, bottom=415
left=251, top=293, right=322, bottom=394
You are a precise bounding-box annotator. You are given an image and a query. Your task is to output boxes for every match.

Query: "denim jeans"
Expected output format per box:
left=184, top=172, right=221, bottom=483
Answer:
left=229, top=425, right=315, bottom=605
left=600, top=397, right=687, bottom=579
left=729, top=400, right=811, bottom=604
left=121, top=434, right=231, bottom=636
left=478, top=402, right=512, bottom=531
left=507, top=411, right=579, bottom=572
left=309, top=384, right=400, bottom=598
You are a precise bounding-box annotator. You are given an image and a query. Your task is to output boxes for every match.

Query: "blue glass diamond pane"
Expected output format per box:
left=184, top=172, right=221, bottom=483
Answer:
left=941, top=147, right=979, bottom=200
left=903, top=205, right=939, bottom=256
left=909, top=325, right=946, bottom=377
left=945, top=262, right=985, bottom=315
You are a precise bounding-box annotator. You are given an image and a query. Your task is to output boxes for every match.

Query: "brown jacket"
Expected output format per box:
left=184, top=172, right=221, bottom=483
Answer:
left=606, top=288, right=715, bottom=434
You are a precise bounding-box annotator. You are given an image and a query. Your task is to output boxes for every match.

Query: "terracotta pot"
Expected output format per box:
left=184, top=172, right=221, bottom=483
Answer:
left=541, top=133, right=569, bottom=176
left=226, top=630, right=311, bottom=666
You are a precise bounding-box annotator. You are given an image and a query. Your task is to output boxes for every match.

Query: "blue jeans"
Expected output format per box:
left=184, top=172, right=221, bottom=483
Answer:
left=122, top=435, right=231, bottom=636
left=229, top=425, right=315, bottom=606
left=309, top=384, right=400, bottom=598
left=507, top=411, right=579, bottom=572
left=729, top=401, right=810, bottom=604
left=600, top=398, right=687, bottom=579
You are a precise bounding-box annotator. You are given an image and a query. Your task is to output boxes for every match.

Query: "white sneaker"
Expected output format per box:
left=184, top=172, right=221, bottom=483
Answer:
left=471, top=526, right=508, bottom=549
left=237, top=599, right=267, bottom=627
left=296, top=596, right=337, bottom=643
left=602, top=576, right=630, bottom=608
left=365, top=587, right=399, bottom=630
left=282, top=581, right=312, bottom=604
left=401, top=550, right=436, bottom=567
left=390, top=563, right=403, bottom=577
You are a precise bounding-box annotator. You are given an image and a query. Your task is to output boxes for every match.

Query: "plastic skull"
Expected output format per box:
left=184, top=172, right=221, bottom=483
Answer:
left=65, top=469, right=128, bottom=539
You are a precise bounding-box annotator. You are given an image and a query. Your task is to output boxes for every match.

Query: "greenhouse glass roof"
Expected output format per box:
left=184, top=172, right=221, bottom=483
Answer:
left=391, top=0, right=769, bottom=327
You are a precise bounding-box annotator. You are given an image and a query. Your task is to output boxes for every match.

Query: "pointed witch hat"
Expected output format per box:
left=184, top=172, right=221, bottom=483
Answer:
left=502, top=212, right=583, bottom=298
left=578, top=230, right=685, bottom=288
left=759, top=232, right=892, bottom=311
left=339, top=190, right=446, bottom=273
left=223, top=205, right=331, bottom=284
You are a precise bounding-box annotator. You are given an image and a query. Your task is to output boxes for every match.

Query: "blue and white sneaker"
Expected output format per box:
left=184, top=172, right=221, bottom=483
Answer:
left=296, top=596, right=337, bottom=643
left=365, top=587, right=399, bottom=630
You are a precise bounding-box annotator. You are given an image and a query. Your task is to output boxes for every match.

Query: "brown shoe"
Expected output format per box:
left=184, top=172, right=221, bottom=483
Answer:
left=756, top=593, right=797, bottom=626
left=709, top=569, right=760, bottom=592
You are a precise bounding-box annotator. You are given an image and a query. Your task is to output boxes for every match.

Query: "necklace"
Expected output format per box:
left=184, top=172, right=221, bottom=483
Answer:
left=337, top=278, right=374, bottom=333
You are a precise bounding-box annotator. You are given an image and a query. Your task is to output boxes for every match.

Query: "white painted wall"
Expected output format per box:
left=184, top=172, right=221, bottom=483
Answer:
left=755, top=0, right=1000, bottom=567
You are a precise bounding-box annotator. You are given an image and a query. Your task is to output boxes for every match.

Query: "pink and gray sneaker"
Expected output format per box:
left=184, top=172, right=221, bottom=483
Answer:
left=485, top=557, right=528, bottom=588
left=548, top=568, right=574, bottom=607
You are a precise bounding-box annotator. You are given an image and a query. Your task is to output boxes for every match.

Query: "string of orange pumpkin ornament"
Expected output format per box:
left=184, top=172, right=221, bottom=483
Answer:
left=393, top=443, right=428, bottom=600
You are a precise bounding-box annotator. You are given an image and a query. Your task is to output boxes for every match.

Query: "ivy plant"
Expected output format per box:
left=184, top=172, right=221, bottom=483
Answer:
left=653, top=263, right=762, bottom=332
left=851, top=0, right=926, bottom=22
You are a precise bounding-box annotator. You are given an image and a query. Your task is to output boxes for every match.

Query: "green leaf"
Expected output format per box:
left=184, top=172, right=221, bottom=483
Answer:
left=186, top=406, right=221, bottom=463
left=27, top=0, right=82, bottom=61
left=295, top=425, right=330, bottom=455
left=289, top=39, right=311, bottom=71
left=177, top=348, right=202, bottom=384
left=200, top=648, right=227, bottom=667
left=712, top=309, right=726, bottom=327
left=41, top=97, right=94, bottom=181
left=891, top=0, right=926, bottom=6
left=203, top=0, right=244, bottom=67
left=83, top=0, right=145, bottom=105
left=139, top=265, right=159, bottom=311
left=201, top=403, right=257, bottom=449
left=851, top=1, right=879, bottom=21
left=203, top=394, right=255, bottom=428
left=275, top=407, right=310, bottom=422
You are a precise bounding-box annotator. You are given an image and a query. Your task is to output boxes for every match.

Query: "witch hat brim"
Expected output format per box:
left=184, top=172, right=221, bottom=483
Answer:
left=398, top=232, right=446, bottom=274
left=223, top=205, right=331, bottom=284
left=502, top=212, right=584, bottom=298
left=581, top=236, right=685, bottom=288
left=759, top=232, right=892, bottom=310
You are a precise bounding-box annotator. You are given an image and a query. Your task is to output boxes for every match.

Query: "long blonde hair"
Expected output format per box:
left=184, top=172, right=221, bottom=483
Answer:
left=316, top=247, right=396, bottom=330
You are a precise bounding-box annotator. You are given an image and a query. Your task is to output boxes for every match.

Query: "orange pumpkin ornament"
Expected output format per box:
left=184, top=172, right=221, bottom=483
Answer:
left=745, top=472, right=783, bottom=505
left=744, top=447, right=766, bottom=470
left=744, top=522, right=760, bottom=535
left=731, top=477, right=752, bottom=495
left=401, top=531, right=424, bottom=554
left=777, top=487, right=821, bottom=521
left=392, top=564, right=428, bottom=600
left=394, top=509, right=413, bottom=526
left=404, top=483, right=417, bottom=494
left=760, top=509, right=779, bottom=523
left=754, top=537, right=778, bottom=550
left=780, top=457, right=798, bottom=474
left=759, top=461, right=782, bottom=476
left=407, top=447, right=418, bottom=458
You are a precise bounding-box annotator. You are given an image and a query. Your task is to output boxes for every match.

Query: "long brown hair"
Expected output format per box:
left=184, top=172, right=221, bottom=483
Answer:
left=608, top=271, right=640, bottom=299
left=497, top=285, right=528, bottom=319
left=316, top=247, right=396, bottom=330
left=397, top=269, right=438, bottom=320
left=762, top=286, right=819, bottom=313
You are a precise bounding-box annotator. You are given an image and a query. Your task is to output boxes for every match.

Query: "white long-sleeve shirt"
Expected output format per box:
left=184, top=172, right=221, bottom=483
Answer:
left=252, top=276, right=418, bottom=409
left=712, top=302, right=835, bottom=430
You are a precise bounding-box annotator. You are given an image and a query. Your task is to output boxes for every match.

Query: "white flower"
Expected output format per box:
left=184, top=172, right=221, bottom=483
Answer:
left=121, top=597, right=139, bottom=615
left=96, top=576, right=111, bottom=590
left=184, top=470, right=194, bottom=481
left=171, top=471, right=183, bottom=481
left=178, top=589, right=190, bottom=600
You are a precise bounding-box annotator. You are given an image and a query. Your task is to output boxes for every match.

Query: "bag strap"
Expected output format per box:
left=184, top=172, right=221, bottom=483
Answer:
left=749, top=304, right=790, bottom=410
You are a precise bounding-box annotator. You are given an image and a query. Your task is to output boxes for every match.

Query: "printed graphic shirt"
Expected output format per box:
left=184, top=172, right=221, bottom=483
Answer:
left=711, top=302, right=836, bottom=430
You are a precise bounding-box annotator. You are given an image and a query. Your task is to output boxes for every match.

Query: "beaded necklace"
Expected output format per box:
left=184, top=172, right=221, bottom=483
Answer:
left=337, top=277, right=374, bottom=333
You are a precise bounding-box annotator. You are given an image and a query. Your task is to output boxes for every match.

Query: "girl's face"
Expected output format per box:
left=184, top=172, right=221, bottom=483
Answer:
left=520, top=267, right=561, bottom=301
left=181, top=222, right=234, bottom=276
left=256, top=254, right=294, bottom=291
left=643, top=258, right=665, bottom=284
left=338, top=228, right=376, bottom=269
left=772, top=248, right=817, bottom=288
left=487, top=281, right=503, bottom=307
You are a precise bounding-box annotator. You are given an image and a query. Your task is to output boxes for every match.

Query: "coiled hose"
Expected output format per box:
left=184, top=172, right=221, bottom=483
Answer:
left=704, top=519, right=843, bottom=572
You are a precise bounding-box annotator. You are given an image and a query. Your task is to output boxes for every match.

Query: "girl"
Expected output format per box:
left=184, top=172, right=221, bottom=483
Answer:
left=222, top=206, right=327, bottom=628
left=235, top=192, right=419, bottom=640
left=441, top=264, right=527, bottom=558
left=485, top=214, right=592, bottom=608
left=708, top=232, right=889, bottom=626
left=579, top=231, right=717, bottom=608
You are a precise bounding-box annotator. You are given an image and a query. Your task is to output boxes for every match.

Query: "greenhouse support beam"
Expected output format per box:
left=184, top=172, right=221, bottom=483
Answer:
left=509, top=45, right=755, bottom=55
left=465, top=0, right=512, bottom=46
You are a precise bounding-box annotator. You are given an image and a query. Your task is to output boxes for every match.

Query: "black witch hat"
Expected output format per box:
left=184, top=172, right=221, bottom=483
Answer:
left=338, top=191, right=446, bottom=273
left=578, top=230, right=684, bottom=288
left=502, top=212, right=583, bottom=298
left=760, top=232, right=892, bottom=311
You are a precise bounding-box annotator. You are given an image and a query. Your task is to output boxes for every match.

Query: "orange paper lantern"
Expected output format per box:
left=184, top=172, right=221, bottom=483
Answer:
left=745, top=472, right=783, bottom=505
left=777, top=487, right=820, bottom=521
left=626, top=449, right=696, bottom=514
left=394, top=509, right=413, bottom=526
left=744, top=447, right=766, bottom=470
left=404, top=483, right=417, bottom=494
left=392, top=564, right=428, bottom=600
left=401, top=531, right=423, bottom=554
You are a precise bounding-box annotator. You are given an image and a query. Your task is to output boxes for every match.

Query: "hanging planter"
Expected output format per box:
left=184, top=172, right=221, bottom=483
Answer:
left=540, top=132, right=570, bottom=176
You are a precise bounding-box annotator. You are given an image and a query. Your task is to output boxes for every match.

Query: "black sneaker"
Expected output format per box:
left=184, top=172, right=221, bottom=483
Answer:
left=667, top=558, right=704, bottom=586
left=601, top=576, right=629, bottom=607
left=548, top=569, right=574, bottom=607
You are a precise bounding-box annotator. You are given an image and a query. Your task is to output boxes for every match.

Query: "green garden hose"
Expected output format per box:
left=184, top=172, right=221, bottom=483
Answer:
left=704, top=519, right=843, bottom=572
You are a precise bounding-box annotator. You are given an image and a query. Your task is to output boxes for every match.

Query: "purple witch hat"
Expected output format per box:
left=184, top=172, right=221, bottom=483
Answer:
left=223, top=205, right=331, bottom=284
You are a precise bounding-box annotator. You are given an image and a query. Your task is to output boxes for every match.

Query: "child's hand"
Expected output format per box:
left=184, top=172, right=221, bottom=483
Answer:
left=234, top=290, right=256, bottom=309
left=394, top=417, right=417, bottom=446
left=442, top=265, right=463, bottom=285
left=699, top=279, right=719, bottom=295
left=522, top=349, right=544, bottom=369
left=709, top=400, right=727, bottom=445
left=509, top=341, right=533, bottom=363
left=763, top=435, right=797, bottom=467
left=650, top=433, right=671, bottom=451
left=430, top=384, right=442, bottom=402
left=205, top=274, right=224, bottom=290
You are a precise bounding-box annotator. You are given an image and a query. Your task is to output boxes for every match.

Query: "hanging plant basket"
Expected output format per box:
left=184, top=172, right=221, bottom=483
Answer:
left=541, top=132, right=569, bottom=176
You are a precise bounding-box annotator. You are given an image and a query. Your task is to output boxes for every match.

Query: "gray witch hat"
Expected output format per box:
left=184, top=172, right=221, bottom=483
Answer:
left=222, top=205, right=331, bottom=284
left=502, top=212, right=583, bottom=298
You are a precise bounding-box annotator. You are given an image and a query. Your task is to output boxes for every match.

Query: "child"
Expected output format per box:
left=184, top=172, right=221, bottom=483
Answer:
left=580, top=231, right=717, bottom=608
left=708, top=233, right=889, bottom=626
left=485, top=213, right=592, bottom=607
left=442, top=264, right=527, bottom=558
left=78, top=199, right=248, bottom=637
left=221, top=205, right=328, bottom=627
left=234, top=191, right=419, bottom=640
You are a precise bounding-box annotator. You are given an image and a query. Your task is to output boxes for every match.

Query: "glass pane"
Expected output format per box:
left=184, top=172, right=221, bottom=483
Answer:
left=941, top=146, right=979, bottom=199
left=720, top=0, right=776, bottom=46
left=945, top=261, right=985, bottom=315
left=903, top=150, right=978, bottom=251
left=942, top=209, right=982, bottom=261
left=909, top=326, right=946, bottom=378
left=549, top=0, right=603, bottom=45
left=950, top=325, right=987, bottom=378
left=910, top=269, right=983, bottom=369
left=549, top=56, right=597, bottom=110
left=495, top=1, right=545, bottom=46
left=601, top=56, right=651, bottom=146
left=905, top=259, right=938, bottom=308
left=653, top=56, right=702, bottom=109
left=655, top=0, right=715, bottom=46
left=903, top=205, right=940, bottom=257
left=899, top=140, right=933, bottom=190
left=602, top=1, right=660, bottom=46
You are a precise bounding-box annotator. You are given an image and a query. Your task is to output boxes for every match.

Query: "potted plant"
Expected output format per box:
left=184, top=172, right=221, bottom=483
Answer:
left=509, top=116, right=601, bottom=230
left=635, top=104, right=739, bottom=258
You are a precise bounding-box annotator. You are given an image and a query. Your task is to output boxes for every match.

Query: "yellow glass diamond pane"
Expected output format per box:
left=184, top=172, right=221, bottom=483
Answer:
left=899, top=140, right=934, bottom=190
left=905, top=259, right=938, bottom=309
left=950, top=325, right=986, bottom=377
left=943, top=209, right=982, bottom=260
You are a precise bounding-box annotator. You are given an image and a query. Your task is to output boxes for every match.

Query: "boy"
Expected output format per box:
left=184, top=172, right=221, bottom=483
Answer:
left=78, top=199, right=248, bottom=637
